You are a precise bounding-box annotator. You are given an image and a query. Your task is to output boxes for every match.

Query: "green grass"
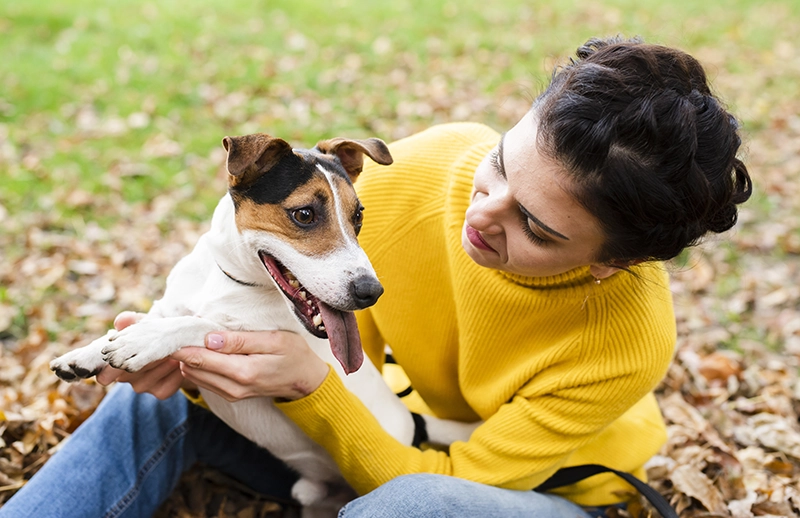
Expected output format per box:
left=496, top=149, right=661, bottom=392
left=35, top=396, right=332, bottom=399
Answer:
left=1, top=0, right=798, bottom=225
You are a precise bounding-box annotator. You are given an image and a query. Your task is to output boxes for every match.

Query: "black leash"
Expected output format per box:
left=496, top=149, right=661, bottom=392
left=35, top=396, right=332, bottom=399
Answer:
left=537, top=464, right=677, bottom=518
left=388, top=353, right=675, bottom=517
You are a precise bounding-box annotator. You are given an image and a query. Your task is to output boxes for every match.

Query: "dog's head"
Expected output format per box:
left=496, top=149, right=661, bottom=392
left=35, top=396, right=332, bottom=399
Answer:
left=221, top=133, right=393, bottom=374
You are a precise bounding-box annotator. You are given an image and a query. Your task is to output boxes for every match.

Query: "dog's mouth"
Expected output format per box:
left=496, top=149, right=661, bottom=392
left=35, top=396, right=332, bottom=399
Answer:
left=258, top=251, right=364, bottom=374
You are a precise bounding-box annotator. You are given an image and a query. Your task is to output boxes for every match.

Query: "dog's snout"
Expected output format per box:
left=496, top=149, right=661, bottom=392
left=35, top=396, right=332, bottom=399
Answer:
left=351, top=276, right=384, bottom=308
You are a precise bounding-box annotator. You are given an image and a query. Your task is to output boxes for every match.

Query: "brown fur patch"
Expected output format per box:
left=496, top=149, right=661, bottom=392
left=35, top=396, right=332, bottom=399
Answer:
left=234, top=171, right=360, bottom=257
left=223, top=134, right=293, bottom=189
left=314, top=137, right=393, bottom=181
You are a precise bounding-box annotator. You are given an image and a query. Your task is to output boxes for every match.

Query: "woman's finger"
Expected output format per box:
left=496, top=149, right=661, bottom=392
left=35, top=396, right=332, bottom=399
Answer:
left=148, top=368, right=187, bottom=400
left=171, top=347, right=261, bottom=385
left=179, top=363, right=255, bottom=401
left=95, top=364, right=124, bottom=386
left=203, top=330, right=298, bottom=355
left=121, top=359, right=181, bottom=394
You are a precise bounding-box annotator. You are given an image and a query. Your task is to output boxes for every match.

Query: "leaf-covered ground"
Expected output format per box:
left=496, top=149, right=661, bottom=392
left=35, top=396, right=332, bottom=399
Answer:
left=2, top=1, right=800, bottom=516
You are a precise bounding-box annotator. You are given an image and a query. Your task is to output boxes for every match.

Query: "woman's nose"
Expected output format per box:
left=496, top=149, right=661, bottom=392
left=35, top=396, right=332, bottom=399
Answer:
left=467, top=190, right=511, bottom=234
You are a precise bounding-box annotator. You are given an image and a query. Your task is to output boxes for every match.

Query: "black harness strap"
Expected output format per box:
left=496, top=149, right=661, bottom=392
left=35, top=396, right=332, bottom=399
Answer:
left=410, top=412, right=428, bottom=448
left=537, top=464, right=677, bottom=518
left=395, top=386, right=414, bottom=398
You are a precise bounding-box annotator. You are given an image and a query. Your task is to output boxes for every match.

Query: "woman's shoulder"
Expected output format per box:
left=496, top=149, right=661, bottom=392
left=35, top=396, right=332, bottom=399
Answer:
left=357, top=122, right=499, bottom=205
left=386, top=122, right=500, bottom=159
left=591, top=264, right=677, bottom=365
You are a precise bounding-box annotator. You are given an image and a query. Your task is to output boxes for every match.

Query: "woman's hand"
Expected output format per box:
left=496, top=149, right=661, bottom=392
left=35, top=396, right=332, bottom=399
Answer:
left=170, top=330, right=329, bottom=402
left=95, top=311, right=193, bottom=400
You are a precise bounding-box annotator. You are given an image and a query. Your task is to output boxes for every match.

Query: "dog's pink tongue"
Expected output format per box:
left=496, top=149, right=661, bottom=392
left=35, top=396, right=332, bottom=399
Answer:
left=318, top=302, right=364, bottom=374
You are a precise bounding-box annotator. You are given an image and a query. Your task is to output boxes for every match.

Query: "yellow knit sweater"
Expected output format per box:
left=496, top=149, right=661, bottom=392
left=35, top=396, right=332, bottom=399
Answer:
left=277, top=122, right=676, bottom=506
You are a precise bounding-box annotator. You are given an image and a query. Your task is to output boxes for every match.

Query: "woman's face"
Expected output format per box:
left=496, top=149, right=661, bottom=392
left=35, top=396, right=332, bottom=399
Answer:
left=462, top=111, right=610, bottom=278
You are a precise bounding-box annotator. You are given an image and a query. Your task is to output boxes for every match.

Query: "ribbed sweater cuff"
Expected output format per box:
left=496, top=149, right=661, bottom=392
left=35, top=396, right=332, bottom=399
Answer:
left=276, top=367, right=449, bottom=494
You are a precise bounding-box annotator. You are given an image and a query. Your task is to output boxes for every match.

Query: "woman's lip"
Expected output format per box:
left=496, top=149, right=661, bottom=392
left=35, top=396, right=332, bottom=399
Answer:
left=466, top=225, right=496, bottom=252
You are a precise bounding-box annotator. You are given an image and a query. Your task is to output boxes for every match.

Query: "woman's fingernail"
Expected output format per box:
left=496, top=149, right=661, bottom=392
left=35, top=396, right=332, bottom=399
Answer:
left=207, top=334, right=224, bottom=350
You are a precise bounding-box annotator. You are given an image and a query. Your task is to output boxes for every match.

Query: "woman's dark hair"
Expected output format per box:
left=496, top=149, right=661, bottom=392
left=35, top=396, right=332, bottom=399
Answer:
left=535, top=36, right=752, bottom=264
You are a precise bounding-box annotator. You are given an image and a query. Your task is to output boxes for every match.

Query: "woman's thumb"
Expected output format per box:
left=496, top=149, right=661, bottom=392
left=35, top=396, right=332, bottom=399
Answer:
left=114, top=311, right=146, bottom=331
left=204, top=331, right=252, bottom=353
left=206, top=332, right=226, bottom=350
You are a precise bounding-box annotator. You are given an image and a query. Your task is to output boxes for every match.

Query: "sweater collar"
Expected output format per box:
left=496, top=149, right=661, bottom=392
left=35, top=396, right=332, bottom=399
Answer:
left=496, top=265, right=596, bottom=289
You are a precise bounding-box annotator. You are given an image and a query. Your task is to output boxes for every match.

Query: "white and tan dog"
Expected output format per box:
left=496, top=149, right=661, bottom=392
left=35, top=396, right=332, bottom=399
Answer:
left=51, top=134, right=476, bottom=516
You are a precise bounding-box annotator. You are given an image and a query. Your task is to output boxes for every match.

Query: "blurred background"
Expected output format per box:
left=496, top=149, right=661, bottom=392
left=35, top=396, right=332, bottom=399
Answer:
left=1, top=0, right=799, bottom=516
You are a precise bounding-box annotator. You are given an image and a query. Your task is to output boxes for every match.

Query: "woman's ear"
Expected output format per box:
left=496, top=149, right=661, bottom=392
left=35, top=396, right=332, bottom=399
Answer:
left=589, top=263, right=621, bottom=280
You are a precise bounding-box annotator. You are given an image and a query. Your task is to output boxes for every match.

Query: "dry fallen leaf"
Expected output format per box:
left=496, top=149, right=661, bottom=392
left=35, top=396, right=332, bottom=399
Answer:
left=670, top=464, right=728, bottom=515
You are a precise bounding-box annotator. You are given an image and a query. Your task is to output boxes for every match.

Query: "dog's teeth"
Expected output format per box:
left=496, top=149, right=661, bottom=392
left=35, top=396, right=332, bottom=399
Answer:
left=285, top=271, right=297, bottom=281
left=306, top=300, right=312, bottom=306
left=312, top=314, right=323, bottom=327
left=319, top=325, right=325, bottom=331
left=298, top=290, right=307, bottom=300
left=289, top=280, right=300, bottom=289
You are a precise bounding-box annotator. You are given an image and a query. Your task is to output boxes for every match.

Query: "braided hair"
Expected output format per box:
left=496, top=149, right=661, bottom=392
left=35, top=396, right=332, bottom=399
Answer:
left=534, top=37, right=752, bottom=264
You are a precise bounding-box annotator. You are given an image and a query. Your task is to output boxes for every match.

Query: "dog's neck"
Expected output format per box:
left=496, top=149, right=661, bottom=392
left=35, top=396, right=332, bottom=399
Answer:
left=206, top=193, right=267, bottom=287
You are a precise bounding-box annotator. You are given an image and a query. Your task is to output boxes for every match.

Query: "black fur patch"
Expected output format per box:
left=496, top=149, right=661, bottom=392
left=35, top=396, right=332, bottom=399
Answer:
left=231, top=152, right=315, bottom=205
left=230, top=150, right=353, bottom=208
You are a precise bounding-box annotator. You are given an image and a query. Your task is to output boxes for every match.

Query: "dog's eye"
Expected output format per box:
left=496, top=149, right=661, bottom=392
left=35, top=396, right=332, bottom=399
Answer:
left=353, top=207, right=363, bottom=234
left=292, top=207, right=316, bottom=226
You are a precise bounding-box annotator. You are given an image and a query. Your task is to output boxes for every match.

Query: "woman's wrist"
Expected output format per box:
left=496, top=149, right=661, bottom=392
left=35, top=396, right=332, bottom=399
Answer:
left=283, top=356, right=330, bottom=401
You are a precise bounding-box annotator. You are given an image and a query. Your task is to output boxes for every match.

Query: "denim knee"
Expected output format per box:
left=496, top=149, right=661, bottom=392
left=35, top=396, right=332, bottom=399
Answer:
left=338, top=474, right=593, bottom=518
left=339, top=474, right=461, bottom=518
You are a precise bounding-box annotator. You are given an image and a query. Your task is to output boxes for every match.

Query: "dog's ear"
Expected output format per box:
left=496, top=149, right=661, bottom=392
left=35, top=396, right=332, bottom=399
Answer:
left=314, top=137, right=393, bottom=182
left=222, top=134, right=294, bottom=188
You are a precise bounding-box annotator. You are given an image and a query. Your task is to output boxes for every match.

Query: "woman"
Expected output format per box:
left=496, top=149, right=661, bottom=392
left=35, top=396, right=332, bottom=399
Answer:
left=1, top=37, right=751, bottom=517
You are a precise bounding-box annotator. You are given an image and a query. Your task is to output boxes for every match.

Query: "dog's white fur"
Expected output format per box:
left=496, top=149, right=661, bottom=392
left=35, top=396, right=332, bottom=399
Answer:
left=51, top=137, right=478, bottom=516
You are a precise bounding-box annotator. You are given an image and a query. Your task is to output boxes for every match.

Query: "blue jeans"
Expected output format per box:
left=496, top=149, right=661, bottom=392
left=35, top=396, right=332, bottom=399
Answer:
left=0, top=384, right=599, bottom=518
left=339, top=475, right=595, bottom=517
left=0, top=383, right=299, bottom=518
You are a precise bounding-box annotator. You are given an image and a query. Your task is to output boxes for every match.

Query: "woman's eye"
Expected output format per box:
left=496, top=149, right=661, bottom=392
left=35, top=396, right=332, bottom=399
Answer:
left=522, top=217, right=547, bottom=245
left=292, top=207, right=316, bottom=225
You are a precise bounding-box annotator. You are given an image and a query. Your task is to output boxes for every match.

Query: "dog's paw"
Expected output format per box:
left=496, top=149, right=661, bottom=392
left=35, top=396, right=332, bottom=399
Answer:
left=100, top=321, right=174, bottom=372
left=101, top=339, right=154, bottom=372
left=50, top=333, right=114, bottom=381
left=291, top=478, right=328, bottom=506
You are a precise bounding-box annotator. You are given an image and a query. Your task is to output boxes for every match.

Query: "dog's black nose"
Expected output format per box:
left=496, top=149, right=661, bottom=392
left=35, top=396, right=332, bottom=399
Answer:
left=351, top=276, right=384, bottom=308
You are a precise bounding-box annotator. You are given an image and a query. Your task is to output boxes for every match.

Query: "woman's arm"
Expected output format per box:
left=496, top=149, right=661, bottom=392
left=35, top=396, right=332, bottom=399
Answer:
left=170, top=330, right=328, bottom=401
left=170, top=328, right=666, bottom=500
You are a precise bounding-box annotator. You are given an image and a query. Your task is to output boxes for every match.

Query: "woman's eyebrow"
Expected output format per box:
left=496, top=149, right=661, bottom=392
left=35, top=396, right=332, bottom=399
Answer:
left=518, top=203, right=570, bottom=241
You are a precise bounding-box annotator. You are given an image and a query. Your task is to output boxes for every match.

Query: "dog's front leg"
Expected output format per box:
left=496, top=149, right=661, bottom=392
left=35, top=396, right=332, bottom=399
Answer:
left=99, top=315, right=221, bottom=372
left=422, top=415, right=482, bottom=447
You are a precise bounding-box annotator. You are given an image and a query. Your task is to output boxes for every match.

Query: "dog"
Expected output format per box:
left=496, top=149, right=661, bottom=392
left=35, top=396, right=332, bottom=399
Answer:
left=51, top=133, right=478, bottom=516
